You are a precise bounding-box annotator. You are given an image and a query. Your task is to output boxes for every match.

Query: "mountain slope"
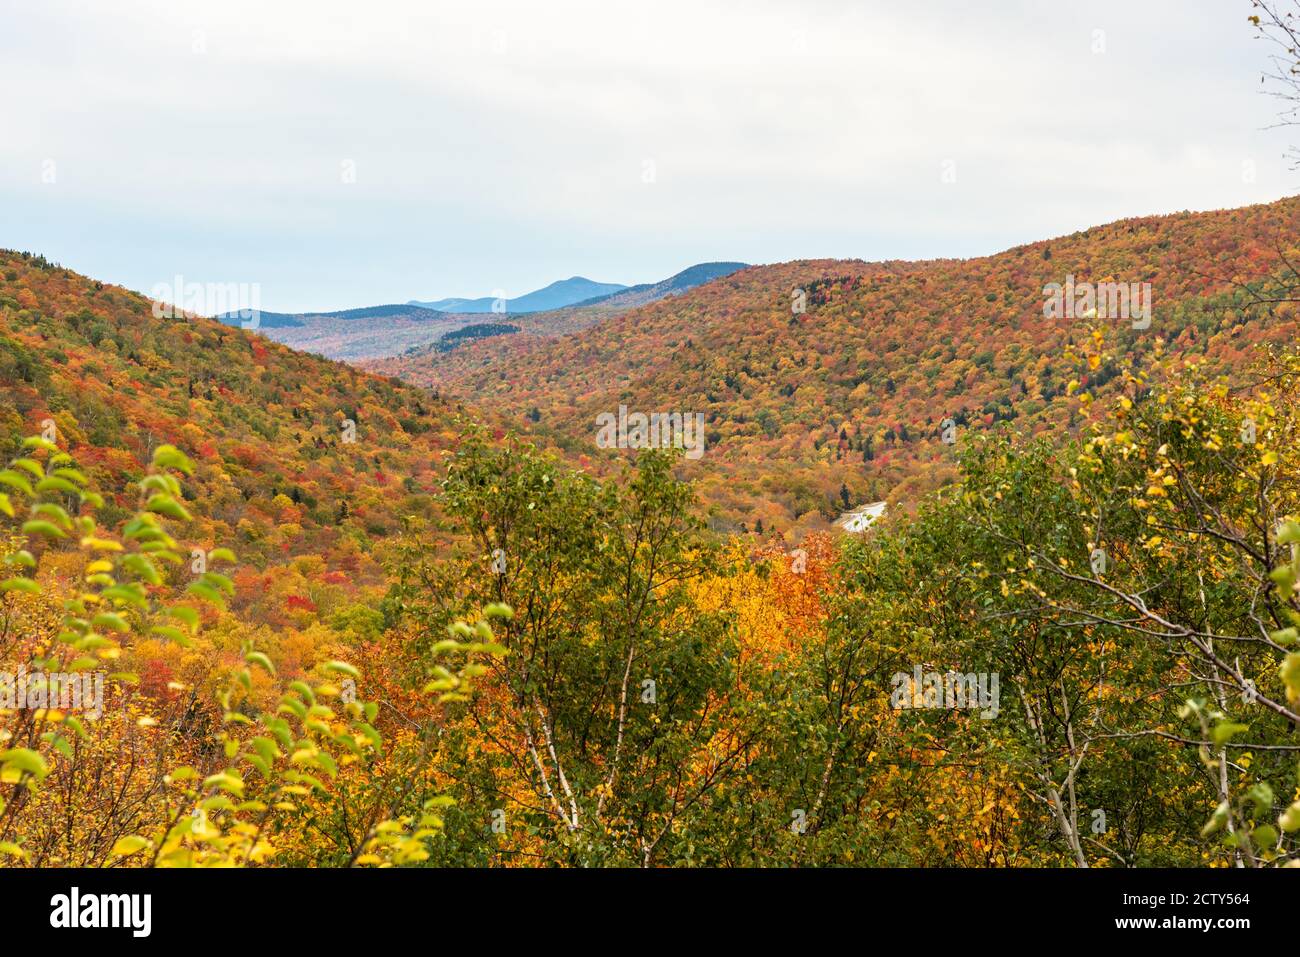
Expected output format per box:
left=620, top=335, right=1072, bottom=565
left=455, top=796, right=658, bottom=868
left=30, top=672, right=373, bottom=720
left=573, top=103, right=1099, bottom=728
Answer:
left=250, top=263, right=751, bottom=363
left=365, top=261, right=753, bottom=382
left=370, top=197, right=1300, bottom=537
left=246, top=310, right=476, bottom=362
left=0, top=250, right=484, bottom=626
left=215, top=302, right=450, bottom=328
left=410, top=276, right=628, bottom=314
left=567, top=262, right=749, bottom=310
left=211, top=302, right=474, bottom=361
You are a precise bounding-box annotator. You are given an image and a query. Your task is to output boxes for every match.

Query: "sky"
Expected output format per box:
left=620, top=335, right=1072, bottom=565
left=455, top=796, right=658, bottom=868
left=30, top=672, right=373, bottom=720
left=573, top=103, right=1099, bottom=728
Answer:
left=1, top=0, right=1295, bottom=312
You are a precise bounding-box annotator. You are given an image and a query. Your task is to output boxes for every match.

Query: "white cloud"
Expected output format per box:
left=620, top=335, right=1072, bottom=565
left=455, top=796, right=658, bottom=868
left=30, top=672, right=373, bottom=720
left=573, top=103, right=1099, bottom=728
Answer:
left=0, top=0, right=1291, bottom=311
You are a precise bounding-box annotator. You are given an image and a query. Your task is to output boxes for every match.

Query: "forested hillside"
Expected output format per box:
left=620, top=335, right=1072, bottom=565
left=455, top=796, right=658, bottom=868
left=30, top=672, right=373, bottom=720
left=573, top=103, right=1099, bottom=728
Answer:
left=0, top=249, right=480, bottom=629
left=372, top=198, right=1300, bottom=538
left=363, top=263, right=751, bottom=391
left=3, top=198, right=1300, bottom=871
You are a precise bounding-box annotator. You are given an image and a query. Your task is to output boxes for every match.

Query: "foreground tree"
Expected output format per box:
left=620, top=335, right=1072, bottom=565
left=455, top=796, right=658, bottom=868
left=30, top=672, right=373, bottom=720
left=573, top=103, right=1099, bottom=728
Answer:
left=0, top=435, right=500, bottom=866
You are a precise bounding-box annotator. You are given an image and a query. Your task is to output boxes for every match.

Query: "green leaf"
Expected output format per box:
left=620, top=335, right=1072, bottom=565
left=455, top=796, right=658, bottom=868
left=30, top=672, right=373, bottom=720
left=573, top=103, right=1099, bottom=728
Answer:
left=101, top=584, right=148, bottom=608
left=51, top=467, right=87, bottom=486
left=151, top=445, right=194, bottom=475
left=202, top=772, right=245, bottom=796
left=0, top=748, right=49, bottom=782
left=1271, top=565, right=1296, bottom=601
left=1280, top=653, right=1300, bottom=703
left=186, top=582, right=225, bottom=607
left=245, top=651, right=276, bottom=675
left=1247, top=782, right=1275, bottom=817
left=151, top=624, right=193, bottom=647
left=63, top=716, right=89, bottom=740
left=1201, top=801, right=1229, bottom=836
left=91, top=612, right=129, bottom=632
left=144, top=494, right=192, bottom=522
left=203, top=572, right=234, bottom=595
left=1251, top=824, right=1278, bottom=850
left=31, top=502, right=71, bottom=528
left=35, top=476, right=78, bottom=496
left=0, top=471, right=34, bottom=497
left=1210, top=721, right=1249, bottom=746
left=166, top=605, right=200, bottom=630
left=139, top=474, right=178, bottom=496
left=21, top=520, right=66, bottom=540
left=1270, top=627, right=1299, bottom=646
left=111, top=835, right=152, bottom=857
left=121, top=553, right=162, bottom=586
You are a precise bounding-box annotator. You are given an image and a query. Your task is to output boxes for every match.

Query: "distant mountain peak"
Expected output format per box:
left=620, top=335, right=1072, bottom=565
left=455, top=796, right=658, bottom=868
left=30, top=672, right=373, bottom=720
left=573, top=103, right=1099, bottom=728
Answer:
left=567, top=261, right=749, bottom=310
left=409, top=276, right=629, bottom=314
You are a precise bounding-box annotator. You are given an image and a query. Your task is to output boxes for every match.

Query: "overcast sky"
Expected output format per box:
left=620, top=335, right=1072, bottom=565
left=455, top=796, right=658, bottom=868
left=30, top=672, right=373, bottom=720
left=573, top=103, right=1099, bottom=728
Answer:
left=1, top=0, right=1294, bottom=312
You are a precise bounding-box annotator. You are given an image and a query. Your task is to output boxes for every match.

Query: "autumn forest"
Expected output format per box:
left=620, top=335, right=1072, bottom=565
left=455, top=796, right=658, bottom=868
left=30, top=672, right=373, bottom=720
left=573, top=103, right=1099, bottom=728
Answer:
left=3, top=5, right=1300, bottom=923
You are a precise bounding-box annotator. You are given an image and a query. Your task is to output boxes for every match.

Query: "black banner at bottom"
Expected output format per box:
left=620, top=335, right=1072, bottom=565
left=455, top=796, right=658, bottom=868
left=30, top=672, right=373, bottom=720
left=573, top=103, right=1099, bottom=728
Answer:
left=0, top=866, right=1279, bottom=944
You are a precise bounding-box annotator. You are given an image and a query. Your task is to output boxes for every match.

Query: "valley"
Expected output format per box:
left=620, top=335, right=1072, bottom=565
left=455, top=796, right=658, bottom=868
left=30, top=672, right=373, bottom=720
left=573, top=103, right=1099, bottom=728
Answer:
left=4, top=193, right=1300, bottom=872
left=368, top=197, right=1300, bottom=536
